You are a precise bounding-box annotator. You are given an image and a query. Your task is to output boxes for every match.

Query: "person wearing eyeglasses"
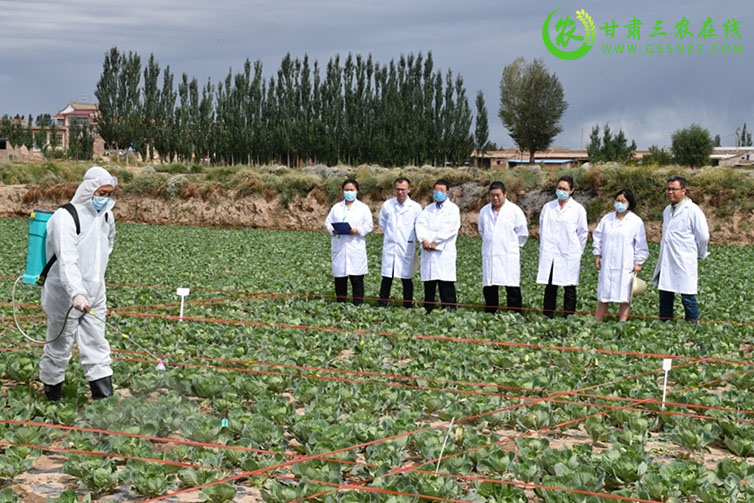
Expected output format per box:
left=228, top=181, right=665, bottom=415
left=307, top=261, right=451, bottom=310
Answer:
left=652, top=175, right=709, bottom=322
left=40, top=166, right=118, bottom=402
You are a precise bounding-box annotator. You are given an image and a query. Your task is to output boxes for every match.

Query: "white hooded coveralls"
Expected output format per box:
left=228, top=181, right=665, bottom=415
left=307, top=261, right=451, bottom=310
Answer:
left=378, top=196, right=422, bottom=279
left=39, top=167, right=117, bottom=385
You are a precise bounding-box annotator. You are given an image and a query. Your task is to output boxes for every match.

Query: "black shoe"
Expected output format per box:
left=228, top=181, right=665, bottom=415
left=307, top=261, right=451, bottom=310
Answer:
left=43, top=382, right=63, bottom=402
left=89, top=376, right=113, bottom=400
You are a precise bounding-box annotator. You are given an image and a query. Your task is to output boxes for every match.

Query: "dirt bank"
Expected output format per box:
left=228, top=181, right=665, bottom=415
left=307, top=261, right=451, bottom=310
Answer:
left=1, top=184, right=751, bottom=245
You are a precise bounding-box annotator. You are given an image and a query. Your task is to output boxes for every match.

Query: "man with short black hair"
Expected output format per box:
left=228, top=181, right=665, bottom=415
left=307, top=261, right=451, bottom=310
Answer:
left=415, top=179, right=461, bottom=312
left=378, top=177, right=422, bottom=307
left=652, top=175, right=709, bottom=322
left=478, top=181, right=528, bottom=313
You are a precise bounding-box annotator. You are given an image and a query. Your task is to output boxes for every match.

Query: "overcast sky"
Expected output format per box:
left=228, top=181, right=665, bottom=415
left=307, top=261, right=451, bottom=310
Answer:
left=1, top=0, right=751, bottom=150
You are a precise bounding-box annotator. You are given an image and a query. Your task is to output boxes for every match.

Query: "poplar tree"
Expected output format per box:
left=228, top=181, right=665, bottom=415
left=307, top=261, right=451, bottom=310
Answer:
left=474, top=90, right=489, bottom=159
left=499, top=57, right=567, bottom=163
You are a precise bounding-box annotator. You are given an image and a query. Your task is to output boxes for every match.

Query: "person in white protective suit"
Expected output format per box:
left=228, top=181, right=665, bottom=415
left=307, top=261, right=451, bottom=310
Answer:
left=40, top=166, right=117, bottom=401
left=377, top=177, right=422, bottom=308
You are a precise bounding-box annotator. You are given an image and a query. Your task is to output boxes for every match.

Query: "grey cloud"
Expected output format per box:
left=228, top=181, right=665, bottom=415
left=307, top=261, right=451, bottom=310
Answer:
left=0, top=0, right=751, bottom=151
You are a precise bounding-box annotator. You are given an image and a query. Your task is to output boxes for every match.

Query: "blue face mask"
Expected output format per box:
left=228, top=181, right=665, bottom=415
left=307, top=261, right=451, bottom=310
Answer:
left=343, top=190, right=357, bottom=202
left=555, top=189, right=570, bottom=201
left=433, top=191, right=447, bottom=203
left=614, top=201, right=628, bottom=213
left=92, top=196, right=109, bottom=212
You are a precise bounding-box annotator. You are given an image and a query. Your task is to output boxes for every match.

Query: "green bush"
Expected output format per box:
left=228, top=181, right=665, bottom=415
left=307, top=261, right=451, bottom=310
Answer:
left=229, top=169, right=269, bottom=197
left=122, top=173, right=167, bottom=196
left=272, top=172, right=321, bottom=207
left=154, top=163, right=190, bottom=174
left=325, top=176, right=345, bottom=203
left=112, top=169, right=134, bottom=184
left=205, top=166, right=240, bottom=181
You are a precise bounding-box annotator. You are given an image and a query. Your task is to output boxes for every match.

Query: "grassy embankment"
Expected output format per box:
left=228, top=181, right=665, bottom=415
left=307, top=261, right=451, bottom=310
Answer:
left=2, top=160, right=754, bottom=224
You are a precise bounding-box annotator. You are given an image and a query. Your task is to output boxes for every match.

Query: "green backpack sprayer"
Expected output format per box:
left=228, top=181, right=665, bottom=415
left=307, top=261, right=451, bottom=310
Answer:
left=13, top=207, right=165, bottom=368
left=12, top=206, right=82, bottom=344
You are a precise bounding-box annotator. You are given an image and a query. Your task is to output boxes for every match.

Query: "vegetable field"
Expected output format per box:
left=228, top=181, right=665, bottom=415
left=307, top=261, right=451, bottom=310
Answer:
left=1, top=217, right=754, bottom=502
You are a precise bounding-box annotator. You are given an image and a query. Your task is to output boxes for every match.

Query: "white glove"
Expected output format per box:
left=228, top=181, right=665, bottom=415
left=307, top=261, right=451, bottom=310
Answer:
left=72, top=294, right=89, bottom=312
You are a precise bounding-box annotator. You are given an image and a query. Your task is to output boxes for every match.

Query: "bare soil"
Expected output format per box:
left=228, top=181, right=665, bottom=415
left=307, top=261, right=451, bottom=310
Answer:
left=2, top=185, right=752, bottom=244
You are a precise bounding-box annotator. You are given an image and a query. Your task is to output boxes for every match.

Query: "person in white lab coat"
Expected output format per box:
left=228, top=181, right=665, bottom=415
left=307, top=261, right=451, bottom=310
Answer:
left=478, top=181, right=528, bottom=313
left=652, top=175, right=709, bottom=322
left=415, top=179, right=461, bottom=313
left=537, top=175, right=588, bottom=318
left=378, top=177, right=422, bottom=308
left=40, top=166, right=117, bottom=402
left=325, top=179, right=374, bottom=305
left=592, top=189, right=649, bottom=322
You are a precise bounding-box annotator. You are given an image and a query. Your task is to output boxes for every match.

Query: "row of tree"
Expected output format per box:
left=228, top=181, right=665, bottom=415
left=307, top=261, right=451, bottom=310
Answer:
left=95, top=48, right=491, bottom=166
left=0, top=114, right=93, bottom=160
left=587, top=122, right=719, bottom=168
left=0, top=114, right=60, bottom=152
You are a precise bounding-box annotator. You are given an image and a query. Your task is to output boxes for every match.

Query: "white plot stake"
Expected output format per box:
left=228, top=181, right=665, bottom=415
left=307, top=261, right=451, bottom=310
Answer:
left=435, top=417, right=455, bottom=475
left=176, top=288, right=190, bottom=321
left=661, top=358, right=673, bottom=409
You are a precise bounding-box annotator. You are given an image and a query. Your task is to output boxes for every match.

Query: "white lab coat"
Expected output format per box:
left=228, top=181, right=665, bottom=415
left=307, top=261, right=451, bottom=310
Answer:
left=478, top=201, right=528, bottom=287
left=378, top=196, right=422, bottom=279
left=652, top=198, right=709, bottom=295
left=536, top=198, right=588, bottom=286
left=592, top=211, right=649, bottom=303
left=39, top=167, right=117, bottom=385
left=415, top=200, right=461, bottom=282
left=325, top=199, right=374, bottom=277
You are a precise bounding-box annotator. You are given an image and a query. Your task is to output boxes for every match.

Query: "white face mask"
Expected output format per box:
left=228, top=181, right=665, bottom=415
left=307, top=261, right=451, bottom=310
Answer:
left=344, top=190, right=357, bottom=202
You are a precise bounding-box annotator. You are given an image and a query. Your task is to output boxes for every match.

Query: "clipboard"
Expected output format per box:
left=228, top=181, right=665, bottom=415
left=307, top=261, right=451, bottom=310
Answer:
left=332, top=222, right=352, bottom=235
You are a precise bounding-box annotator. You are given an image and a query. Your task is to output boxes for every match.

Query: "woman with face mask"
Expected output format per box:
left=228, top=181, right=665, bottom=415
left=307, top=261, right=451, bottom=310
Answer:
left=324, top=179, right=374, bottom=305
left=592, top=189, right=649, bottom=321
left=536, top=175, right=589, bottom=318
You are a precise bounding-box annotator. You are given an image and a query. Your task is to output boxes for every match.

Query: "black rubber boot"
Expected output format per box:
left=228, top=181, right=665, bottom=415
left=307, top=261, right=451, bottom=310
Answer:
left=89, top=376, right=113, bottom=400
left=43, top=382, right=63, bottom=402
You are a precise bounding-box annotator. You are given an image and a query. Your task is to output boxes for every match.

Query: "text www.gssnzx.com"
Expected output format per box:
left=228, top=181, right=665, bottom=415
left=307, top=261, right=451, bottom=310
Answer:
left=601, top=43, right=742, bottom=55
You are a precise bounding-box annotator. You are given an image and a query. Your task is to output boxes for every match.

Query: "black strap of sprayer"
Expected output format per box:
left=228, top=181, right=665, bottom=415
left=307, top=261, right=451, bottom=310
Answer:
left=37, top=204, right=80, bottom=286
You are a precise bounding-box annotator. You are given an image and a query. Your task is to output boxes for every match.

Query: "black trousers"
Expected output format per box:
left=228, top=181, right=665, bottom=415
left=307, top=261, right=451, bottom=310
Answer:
left=483, top=285, right=523, bottom=314
left=378, top=276, right=414, bottom=308
left=423, top=280, right=457, bottom=313
left=334, top=275, right=365, bottom=305
left=543, top=266, right=576, bottom=318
